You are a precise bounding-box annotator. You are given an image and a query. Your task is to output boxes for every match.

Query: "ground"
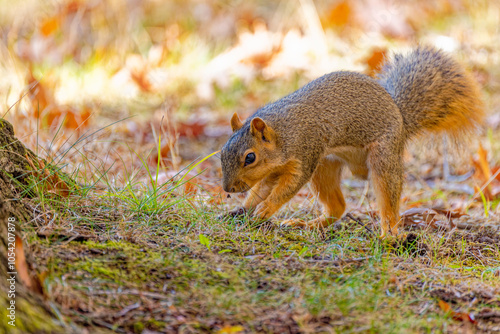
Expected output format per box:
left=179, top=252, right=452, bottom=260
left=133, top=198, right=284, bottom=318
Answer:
left=1, top=0, right=500, bottom=333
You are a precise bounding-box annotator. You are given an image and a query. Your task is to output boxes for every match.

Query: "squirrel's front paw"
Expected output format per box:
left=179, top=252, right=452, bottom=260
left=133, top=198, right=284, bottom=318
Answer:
left=252, top=202, right=277, bottom=221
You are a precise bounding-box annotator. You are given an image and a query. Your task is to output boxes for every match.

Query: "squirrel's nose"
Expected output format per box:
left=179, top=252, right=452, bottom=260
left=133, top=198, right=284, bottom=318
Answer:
left=223, top=182, right=235, bottom=193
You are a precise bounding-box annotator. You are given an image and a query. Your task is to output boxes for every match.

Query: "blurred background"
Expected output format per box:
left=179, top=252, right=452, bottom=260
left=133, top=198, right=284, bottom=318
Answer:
left=0, top=0, right=499, bottom=191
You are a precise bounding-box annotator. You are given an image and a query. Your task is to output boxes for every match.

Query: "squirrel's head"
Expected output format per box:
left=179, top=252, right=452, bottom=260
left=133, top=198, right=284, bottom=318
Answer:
left=221, top=113, right=282, bottom=193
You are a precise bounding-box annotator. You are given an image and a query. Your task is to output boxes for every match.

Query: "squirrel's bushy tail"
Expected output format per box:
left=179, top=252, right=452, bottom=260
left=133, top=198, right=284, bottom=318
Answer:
left=377, top=46, right=484, bottom=139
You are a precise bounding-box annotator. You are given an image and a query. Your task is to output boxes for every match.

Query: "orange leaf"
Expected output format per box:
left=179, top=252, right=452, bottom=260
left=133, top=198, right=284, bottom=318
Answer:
left=127, top=55, right=152, bottom=92
left=365, top=48, right=387, bottom=77
left=46, top=106, right=91, bottom=131
left=14, top=236, right=30, bottom=288
left=492, top=166, right=500, bottom=182
left=40, top=16, right=60, bottom=37
left=64, top=107, right=92, bottom=130
left=438, top=300, right=476, bottom=323
left=207, top=185, right=226, bottom=205
left=15, top=236, right=44, bottom=295
left=323, top=0, right=352, bottom=28
left=472, top=143, right=496, bottom=200
left=476, top=143, right=491, bottom=181
left=438, top=299, right=452, bottom=313
left=184, top=180, right=198, bottom=195
left=217, top=325, right=244, bottom=334
left=27, top=71, right=53, bottom=117
left=148, top=139, right=176, bottom=168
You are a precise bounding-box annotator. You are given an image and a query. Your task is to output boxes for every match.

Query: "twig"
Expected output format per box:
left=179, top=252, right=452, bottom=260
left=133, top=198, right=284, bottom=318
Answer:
left=346, top=213, right=376, bottom=236
left=305, top=256, right=372, bottom=265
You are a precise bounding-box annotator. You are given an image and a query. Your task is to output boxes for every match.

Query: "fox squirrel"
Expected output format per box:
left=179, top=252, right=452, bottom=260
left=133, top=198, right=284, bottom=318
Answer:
left=220, top=46, right=484, bottom=237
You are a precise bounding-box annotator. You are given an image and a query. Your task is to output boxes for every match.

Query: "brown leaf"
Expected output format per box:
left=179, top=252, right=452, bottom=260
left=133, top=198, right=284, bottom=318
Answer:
left=15, top=236, right=44, bottom=295
left=431, top=207, right=467, bottom=220
left=127, top=55, right=152, bottom=92
left=176, top=120, right=207, bottom=138
left=401, top=208, right=438, bottom=227
left=148, top=138, right=177, bottom=168
left=25, top=154, right=70, bottom=197
left=472, top=143, right=497, bottom=200
left=476, top=143, right=491, bottom=181
left=438, top=300, right=476, bottom=324
left=27, top=70, right=53, bottom=118
left=492, top=166, right=500, bottom=182
left=46, top=106, right=91, bottom=131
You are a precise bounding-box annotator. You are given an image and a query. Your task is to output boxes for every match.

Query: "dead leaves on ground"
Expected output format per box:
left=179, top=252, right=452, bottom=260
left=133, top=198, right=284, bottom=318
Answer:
left=438, top=299, right=476, bottom=324
left=400, top=207, right=469, bottom=231
left=14, top=235, right=45, bottom=296
left=400, top=143, right=500, bottom=231
left=472, top=143, right=500, bottom=201
left=26, top=69, right=91, bottom=132
left=25, top=154, right=71, bottom=197
left=216, top=325, right=244, bottom=334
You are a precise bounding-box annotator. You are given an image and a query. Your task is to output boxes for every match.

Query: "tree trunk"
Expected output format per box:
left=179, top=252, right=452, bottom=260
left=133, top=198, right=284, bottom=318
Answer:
left=0, top=118, right=67, bottom=333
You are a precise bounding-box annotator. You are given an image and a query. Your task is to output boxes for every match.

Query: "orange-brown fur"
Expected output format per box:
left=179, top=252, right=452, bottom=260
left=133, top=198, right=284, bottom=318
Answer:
left=221, top=46, right=484, bottom=237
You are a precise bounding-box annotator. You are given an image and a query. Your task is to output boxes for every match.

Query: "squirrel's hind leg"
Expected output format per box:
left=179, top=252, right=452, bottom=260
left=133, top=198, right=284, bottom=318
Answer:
left=311, top=157, right=346, bottom=222
left=283, top=157, right=346, bottom=229
left=367, top=143, right=404, bottom=238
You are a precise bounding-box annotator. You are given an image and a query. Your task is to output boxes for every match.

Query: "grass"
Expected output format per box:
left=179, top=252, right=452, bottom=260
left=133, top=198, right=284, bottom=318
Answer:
left=12, top=119, right=499, bottom=334
left=19, top=156, right=500, bottom=333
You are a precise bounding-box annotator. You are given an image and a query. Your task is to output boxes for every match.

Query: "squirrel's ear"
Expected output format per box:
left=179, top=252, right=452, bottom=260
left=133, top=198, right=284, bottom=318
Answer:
left=251, top=118, right=276, bottom=143
left=250, top=117, right=267, bottom=135
left=230, top=113, right=243, bottom=132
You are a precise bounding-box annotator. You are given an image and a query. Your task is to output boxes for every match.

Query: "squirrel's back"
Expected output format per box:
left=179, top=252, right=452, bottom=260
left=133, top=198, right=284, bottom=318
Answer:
left=376, top=46, right=484, bottom=139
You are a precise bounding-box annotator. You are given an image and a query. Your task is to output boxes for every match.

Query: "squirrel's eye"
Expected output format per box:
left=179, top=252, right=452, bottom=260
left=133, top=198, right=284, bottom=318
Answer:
left=244, top=152, right=256, bottom=166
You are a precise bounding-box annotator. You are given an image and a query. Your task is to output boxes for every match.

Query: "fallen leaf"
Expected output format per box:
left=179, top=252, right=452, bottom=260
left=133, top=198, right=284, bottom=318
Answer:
left=217, top=325, right=244, bottom=334
left=176, top=120, right=207, bottom=138
left=25, top=154, right=70, bottom=197
left=401, top=208, right=438, bottom=227
left=438, top=300, right=476, bottom=323
left=365, top=48, right=387, bottom=77
left=475, top=143, right=492, bottom=181
left=127, top=54, right=152, bottom=92
left=322, top=0, right=352, bottom=28
left=471, top=143, right=499, bottom=200
left=46, top=106, right=91, bottom=131
left=148, top=139, right=177, bottom=168
left=430, top=207, right=467, bottom=220
left=27, top=70, right=52, bottom=118
left=40, top=16, right=60, bottom=37
left=15, top=236, right=44, bottom=295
